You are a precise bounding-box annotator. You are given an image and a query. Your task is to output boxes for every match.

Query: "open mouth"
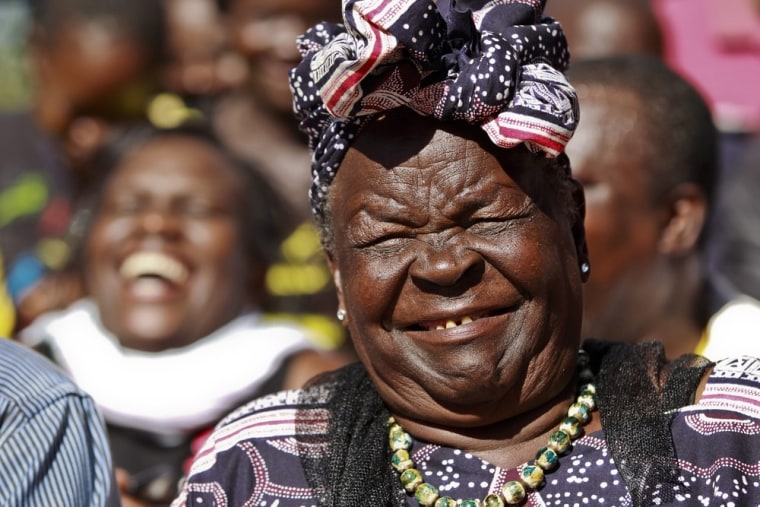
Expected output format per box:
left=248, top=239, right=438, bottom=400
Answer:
left=406, top=308, right=509, bottom=331
left=119, top=251, right=190, bottom=297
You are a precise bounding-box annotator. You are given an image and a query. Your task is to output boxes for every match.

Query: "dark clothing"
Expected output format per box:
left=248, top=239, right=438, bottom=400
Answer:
left=175, top=343, right=760, bottom=507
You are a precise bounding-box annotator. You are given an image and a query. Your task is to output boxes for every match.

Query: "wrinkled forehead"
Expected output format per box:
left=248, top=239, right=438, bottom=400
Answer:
left=336, top=110, right=560, bottom=209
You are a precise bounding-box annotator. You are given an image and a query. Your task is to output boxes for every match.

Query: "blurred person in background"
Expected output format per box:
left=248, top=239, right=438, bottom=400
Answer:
left=20, top=122, right=350, bottom=506
left=0, top=0, right=166, bottom=331
left=156, top=0, right=247, bottom=119
left=564, top=55, right=760, bottom=360
left=545, top=0, right=663, bottom=60
left=215, top=0, right=339, bottom=222
left=209, top=0, right=350, bottom=353
left=651, top=0, right=760, bottom=312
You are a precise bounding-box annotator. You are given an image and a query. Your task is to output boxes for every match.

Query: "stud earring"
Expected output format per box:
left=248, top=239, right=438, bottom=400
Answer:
left=581, top=262, right=591, bottom=276
left=336, top=309, right=347, bottom=322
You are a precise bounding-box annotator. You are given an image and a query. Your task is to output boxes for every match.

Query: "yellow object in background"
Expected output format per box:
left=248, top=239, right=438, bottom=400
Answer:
left=0, top=253, right=17, bottom=337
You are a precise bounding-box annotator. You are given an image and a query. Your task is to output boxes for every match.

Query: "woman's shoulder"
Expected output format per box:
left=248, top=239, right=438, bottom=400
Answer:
left=187, top=381, right=338, bottom=465
left=691, top=355, right=760, bottom=418
left=216, top=381, right=336, bottom=431
left=0, top=338, right=84, bottom=405
left=175, top=382, right=339, bottom=507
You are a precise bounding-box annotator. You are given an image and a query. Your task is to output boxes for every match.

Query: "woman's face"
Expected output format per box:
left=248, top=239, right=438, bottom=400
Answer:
left=327, top=114, right=586, bottom=427
left=226, top=0, right=340, bottom=113
left=34, top=22, right=155, bottom=137
left=163, top=0, right=247, bottom=98
left=85, top=135, right=249, bottom=352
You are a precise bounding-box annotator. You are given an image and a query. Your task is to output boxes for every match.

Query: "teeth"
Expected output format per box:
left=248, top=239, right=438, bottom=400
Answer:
left=431, top=315, right=479, bottom=330
left=119, top=252, right=189, bottom=284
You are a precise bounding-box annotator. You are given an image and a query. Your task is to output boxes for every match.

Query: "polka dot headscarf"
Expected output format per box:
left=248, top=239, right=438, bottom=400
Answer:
left=289, top=0, right=580, bottom=220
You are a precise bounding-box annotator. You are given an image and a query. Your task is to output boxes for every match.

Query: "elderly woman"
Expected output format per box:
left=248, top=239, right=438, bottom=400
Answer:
left=173, top=1, right=760, bottom=506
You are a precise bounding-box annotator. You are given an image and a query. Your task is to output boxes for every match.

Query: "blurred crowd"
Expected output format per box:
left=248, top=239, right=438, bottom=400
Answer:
left=0, top=0, right=759, bottom=505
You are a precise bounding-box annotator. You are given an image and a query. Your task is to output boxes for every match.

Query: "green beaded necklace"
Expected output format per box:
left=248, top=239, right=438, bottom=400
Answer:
left=387, top=353, right=597, bottom=507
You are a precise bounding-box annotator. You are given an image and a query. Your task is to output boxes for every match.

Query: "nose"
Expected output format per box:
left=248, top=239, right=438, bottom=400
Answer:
left=136, top=208, right=182, bottom=240
left=409, top=240, right=484, bottom=289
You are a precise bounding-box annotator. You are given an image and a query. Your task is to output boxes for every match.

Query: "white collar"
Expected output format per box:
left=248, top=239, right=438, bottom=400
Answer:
left=21, top=299, right=312, bottom=436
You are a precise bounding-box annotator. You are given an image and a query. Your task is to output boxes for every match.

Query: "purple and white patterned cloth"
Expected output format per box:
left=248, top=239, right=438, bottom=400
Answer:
left=289, top=0, right=580, bottom=218
left=173, top=356, right=760, bottom=506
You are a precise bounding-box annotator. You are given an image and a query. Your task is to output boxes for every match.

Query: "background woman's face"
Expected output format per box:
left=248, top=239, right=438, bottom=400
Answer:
left=226, top=0, right=340, bottom=113
left=85, top=135, right=249, bottom=352
left=327, top=114, right=585, bottom=427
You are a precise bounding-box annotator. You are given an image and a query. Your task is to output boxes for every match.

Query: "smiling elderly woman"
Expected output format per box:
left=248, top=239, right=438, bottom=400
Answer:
left=173, top=1, right=760, bottom=506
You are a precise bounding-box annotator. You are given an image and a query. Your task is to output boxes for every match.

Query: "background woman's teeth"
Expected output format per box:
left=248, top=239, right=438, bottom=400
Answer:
left=120, top=252, right=188, bottom=283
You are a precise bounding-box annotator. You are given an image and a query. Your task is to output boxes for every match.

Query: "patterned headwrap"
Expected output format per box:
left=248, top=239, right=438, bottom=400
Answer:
left=289, top=0, right=579, bottom=219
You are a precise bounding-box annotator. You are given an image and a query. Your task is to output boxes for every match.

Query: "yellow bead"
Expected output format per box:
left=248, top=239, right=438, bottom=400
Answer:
left=535, top=447, right=559, bottom=471
left=391, top=449, right=413, bottom=472
left=559, top=416, right=582, bottom=439
left=501, top=481, right=526, bottom=504
left=519, top=465, right=544, bottom=489
left=547, top=429, right=571, bottom=454
left=483, top=493, right=505, bottom=507
left=400, top=468, right=423, bottom=493
left=567, top=402, right=590, bottom=424
left=577, top=392, right=597, bottom=411
left=415, top=483, right=439, bottom=506
left=389, top=426, right=412, bottom=451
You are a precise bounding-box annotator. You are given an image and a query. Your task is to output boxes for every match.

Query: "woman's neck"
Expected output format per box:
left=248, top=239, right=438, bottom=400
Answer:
left=389, top=379, right=598, bottom=469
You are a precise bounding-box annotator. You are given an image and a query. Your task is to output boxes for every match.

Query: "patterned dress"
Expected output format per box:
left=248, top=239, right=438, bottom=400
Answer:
left=173, top=356, right=760, bottom=507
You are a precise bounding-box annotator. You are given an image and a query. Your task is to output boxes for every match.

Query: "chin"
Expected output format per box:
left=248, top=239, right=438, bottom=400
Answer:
left=117, top=327, right=187, bottom=353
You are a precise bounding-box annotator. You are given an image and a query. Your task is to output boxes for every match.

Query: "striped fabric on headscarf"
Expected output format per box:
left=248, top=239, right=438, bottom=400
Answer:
left=289, top=0, right=579, bottom=218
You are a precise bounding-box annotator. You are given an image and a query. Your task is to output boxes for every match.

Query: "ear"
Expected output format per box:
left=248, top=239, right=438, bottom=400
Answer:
left=658, top=183, right=707, bottom=256
left=325, top=252, right=347, bottom=323
left=569, top=176, right=591, bottom=282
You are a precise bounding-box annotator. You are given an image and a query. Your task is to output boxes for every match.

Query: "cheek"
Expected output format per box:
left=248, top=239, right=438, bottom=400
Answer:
left=187, top=222, right=249, bottom=290
left=188, top=221, right=240, bottom=260
left=343, top=254, right=403, bottom=317
left=583, top=195, right=637, bottom=272
left=584, top=200, right=659, bottom=286
left=84, top=218, right=125, bottom=274
left=476, top=226, right=557, bottom=291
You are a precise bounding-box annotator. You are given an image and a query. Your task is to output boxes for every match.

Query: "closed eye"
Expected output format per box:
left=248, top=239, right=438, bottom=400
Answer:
left=467, top=219, right=510, bottom=235
left=354, top=232, right=414, bottom=254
